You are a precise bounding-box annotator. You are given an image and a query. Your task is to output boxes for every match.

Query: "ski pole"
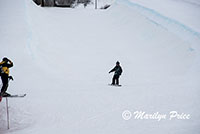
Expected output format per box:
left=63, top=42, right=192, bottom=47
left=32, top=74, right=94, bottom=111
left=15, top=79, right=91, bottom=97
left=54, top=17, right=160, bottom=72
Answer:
left=5, top=77, right=13, bottom=129
left=0, top=76, right=13, bottom=129
left=6, top=97, right=10, bottom=129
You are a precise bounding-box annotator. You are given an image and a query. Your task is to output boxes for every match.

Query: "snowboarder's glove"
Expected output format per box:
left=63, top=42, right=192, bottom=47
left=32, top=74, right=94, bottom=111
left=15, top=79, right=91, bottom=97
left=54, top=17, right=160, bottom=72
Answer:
left=9, top=76, right=14, bottom=81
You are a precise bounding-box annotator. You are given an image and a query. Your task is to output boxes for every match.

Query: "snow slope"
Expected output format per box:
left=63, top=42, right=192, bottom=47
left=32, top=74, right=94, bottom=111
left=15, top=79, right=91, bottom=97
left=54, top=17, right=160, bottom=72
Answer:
left=130, top=0, right=200, bottom=33
left=0, top=0, right=200, bottom=134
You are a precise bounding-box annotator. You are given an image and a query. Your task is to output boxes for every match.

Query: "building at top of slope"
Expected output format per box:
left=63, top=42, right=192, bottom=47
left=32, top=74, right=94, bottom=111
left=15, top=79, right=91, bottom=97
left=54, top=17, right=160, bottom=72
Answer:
left=33, top=0, right=91, bottom=7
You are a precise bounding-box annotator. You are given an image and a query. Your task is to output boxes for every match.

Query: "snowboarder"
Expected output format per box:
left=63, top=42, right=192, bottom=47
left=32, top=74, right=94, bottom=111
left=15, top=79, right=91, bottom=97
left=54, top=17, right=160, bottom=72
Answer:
left=0, top=57, right=13, bottom=97
left=109, top=61, right=123, bottom=85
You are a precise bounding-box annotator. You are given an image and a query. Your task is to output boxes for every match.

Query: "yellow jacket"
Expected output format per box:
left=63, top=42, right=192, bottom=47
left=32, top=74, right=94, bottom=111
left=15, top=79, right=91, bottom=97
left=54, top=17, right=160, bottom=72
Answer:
left=0, top=61, right=13, bottom=75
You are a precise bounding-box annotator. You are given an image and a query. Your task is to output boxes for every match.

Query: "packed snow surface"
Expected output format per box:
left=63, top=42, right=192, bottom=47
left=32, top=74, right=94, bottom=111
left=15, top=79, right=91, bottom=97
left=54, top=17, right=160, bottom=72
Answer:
left=0, top=0, right=200, bottom=134
left=130, top=0, right=200, bottom=33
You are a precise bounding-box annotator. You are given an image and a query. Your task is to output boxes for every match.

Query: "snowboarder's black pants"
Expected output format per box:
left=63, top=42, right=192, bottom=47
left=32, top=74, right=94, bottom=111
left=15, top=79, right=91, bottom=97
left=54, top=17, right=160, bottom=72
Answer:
left=1, top=73, right=9, bottom=94
left=112, top=74, right=120, bottom=85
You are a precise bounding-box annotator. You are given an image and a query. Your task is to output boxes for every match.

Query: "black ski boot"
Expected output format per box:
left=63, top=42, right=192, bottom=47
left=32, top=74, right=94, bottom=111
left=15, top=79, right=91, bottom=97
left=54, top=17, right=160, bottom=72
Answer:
left=2, top=92, right=11, bottom=97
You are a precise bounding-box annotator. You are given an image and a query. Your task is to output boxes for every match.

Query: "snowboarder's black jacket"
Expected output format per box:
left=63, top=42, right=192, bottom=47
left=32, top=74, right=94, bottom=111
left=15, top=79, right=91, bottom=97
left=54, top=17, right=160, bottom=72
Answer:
left=109, top=65, right=123, bottom=76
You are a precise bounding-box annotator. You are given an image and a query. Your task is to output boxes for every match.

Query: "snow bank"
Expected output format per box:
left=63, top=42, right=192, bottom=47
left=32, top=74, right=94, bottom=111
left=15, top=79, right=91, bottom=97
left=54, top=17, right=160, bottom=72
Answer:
left=129, top=0, right=200, bottom=33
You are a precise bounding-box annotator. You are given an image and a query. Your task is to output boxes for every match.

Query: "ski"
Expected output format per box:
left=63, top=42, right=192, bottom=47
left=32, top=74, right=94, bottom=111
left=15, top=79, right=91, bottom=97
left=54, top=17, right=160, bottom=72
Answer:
left=3, top=94, right=26, bottom=98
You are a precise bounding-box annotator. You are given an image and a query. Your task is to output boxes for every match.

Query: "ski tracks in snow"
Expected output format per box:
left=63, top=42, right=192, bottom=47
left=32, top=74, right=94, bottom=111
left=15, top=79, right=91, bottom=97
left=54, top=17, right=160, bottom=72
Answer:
left=24, top=0, right=38, bottom=60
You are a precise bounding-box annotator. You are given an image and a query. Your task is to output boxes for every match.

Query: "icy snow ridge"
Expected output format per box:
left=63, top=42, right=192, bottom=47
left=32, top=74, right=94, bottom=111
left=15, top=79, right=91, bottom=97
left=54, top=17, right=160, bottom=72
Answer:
left=117, top=0, right=200, bottom=48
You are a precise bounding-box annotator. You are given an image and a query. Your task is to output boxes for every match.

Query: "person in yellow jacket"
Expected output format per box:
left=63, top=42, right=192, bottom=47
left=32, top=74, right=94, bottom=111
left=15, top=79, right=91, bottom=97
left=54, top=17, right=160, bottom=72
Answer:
left=0, top=57, right=13, bottom=97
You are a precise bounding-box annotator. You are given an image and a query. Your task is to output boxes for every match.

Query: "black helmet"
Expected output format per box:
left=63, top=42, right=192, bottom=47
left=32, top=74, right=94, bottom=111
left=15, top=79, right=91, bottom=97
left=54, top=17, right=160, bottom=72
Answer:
left=3, top=57, right=8, bottom=62
left=116, top=61, right=120, bottom=65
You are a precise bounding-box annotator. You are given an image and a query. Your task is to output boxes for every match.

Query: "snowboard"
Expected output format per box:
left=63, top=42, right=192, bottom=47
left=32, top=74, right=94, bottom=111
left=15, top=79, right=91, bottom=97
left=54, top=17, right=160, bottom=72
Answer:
left=108, top=84, right=122, bottom=87
left=0, top=96, right=2, bottom=102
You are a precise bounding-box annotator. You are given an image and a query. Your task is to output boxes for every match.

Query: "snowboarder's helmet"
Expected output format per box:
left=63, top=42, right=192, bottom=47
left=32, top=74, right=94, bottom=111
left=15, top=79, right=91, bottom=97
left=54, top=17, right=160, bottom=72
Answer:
left=116, top=61, right=120, bottom=65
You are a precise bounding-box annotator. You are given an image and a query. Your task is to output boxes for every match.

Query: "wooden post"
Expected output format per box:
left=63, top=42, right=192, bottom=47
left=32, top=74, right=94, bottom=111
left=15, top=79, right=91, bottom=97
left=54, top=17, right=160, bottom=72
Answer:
left=6, top=97, right=10, bottom=129
left=41, top=0, right=44, bottom=7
